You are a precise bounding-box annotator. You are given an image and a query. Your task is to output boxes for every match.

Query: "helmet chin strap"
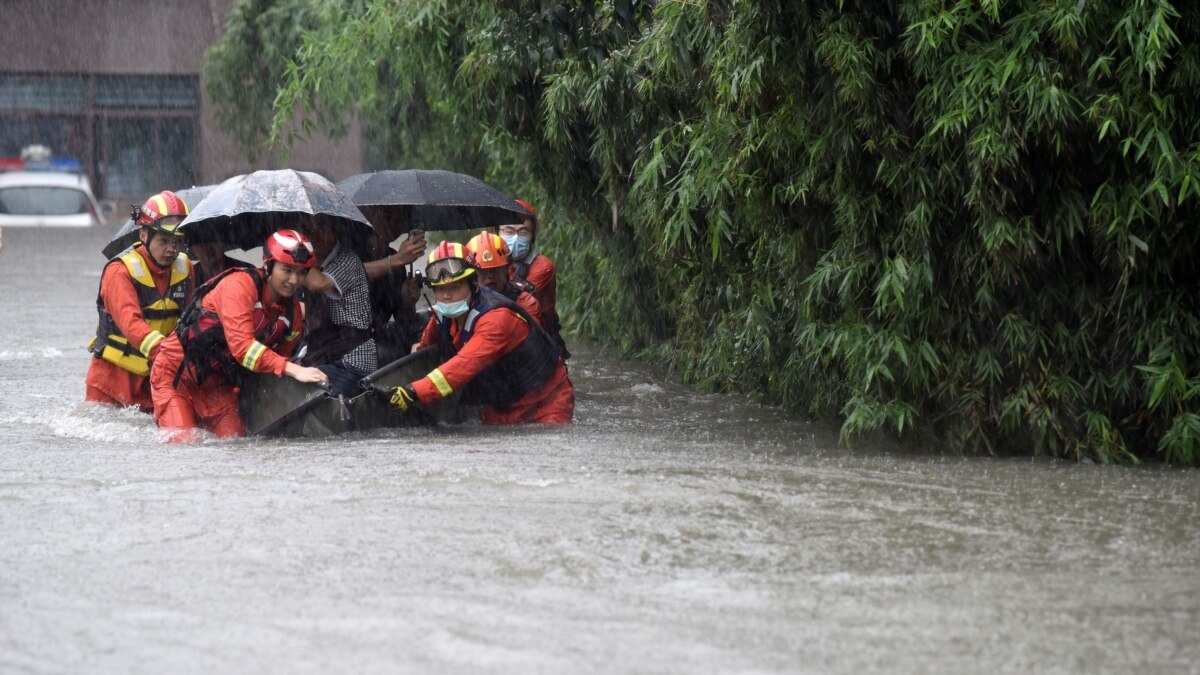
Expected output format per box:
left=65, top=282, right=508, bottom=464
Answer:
left=143, top=229, right=176, bottom=269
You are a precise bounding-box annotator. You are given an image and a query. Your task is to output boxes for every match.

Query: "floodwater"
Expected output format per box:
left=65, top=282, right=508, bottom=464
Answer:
left=1, top=226, right=1198, bottom=674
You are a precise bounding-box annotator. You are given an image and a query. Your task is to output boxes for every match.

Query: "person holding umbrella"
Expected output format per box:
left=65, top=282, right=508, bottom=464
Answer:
left=500, top=199, right=569, bottom=360
left=296, top=219, right=379, bottom=397
left=385, top=241, right=574, bottom=425
left=85, top=190, right=195, bottom=412
left=362, top=226, right=427, bottom=364
left=150, top=229, right=328, bottom=442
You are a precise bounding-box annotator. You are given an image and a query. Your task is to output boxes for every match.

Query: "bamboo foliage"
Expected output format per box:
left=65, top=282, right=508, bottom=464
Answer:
left=205, top=0, right=1200, bottom=463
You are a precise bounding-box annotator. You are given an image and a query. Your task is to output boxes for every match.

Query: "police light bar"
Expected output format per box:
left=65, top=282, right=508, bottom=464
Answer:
left=0, top=156, right=84, bottom=172
left=49, top=157, right=82, bottom=171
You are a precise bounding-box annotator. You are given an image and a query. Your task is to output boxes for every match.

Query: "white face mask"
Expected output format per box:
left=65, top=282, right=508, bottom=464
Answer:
left=435, top=299, right=471, bottom=318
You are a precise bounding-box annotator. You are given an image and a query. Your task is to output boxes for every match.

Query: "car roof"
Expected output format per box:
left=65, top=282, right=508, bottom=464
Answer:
left=0, top=170, right=94, bottom=192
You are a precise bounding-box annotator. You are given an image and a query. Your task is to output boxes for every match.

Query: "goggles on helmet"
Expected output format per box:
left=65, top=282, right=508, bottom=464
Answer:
left=425, top=257, right=474, bottom=286
left=284, top=242, right=311, bottom=265
left=147, top=215, right=186, bottom=235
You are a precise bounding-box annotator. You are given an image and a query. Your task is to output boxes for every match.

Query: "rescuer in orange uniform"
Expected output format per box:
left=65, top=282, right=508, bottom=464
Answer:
left=465, top=230, right=542, bottom=321
left=500, top=199, right=568, bottom=358
left=150, top=229, right=329, bottom=441
left=85, top=191, right=195, bottom=412
left=390, top=241, right=573, bottom=424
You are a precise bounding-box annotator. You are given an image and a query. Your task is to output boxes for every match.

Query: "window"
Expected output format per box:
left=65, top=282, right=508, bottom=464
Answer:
left=104, top=118, right=156, bottom=198
left=160, top=117, right=196, bottom=190
left=0, top=187, right=90, bottom=216
left=0, top=73, right=198, bottom=199
left=0, top=75, right=84, bottom=111
left=0, top=115, right=85, bottom=158
left=95, top=75, right=198, bottom=109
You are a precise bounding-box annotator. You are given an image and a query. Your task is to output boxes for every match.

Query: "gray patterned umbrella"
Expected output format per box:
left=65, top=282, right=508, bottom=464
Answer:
left=337, top=169, right=531, bottom=237
left=100, top=183, right=223, bottom=259
left=178, top=169, right=372, bottom=252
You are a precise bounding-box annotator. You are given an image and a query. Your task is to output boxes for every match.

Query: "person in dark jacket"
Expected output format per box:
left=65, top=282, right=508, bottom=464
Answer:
left=362, top=225, right=427, bottom=364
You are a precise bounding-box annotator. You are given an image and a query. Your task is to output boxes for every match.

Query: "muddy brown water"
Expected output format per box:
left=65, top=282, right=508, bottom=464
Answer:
left=1, top=226, right=1198, bottom=673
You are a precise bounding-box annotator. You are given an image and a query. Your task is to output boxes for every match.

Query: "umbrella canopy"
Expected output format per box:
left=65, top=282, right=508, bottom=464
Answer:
left=178, top=169, right=373, bottom=252
left=337, top=169, right=532, bottom=238
left=100, top=183, right=222, bottom=260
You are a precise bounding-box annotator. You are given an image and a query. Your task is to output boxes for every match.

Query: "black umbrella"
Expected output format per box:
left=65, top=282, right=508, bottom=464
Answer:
left=100, top=183, right=223, bottom=260
left=336, top=169, right=532, bottom=237
left=178, top=169, right=373, bottom=252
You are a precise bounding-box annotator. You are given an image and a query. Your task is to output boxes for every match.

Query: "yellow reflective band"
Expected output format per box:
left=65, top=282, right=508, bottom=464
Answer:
left=242, top=340, right=267, bottom=370
left=139, top=330, right=165, bottom=356
left=428, top=368, right=453, bottom=397
left=152, top=194, right=169, bottom=218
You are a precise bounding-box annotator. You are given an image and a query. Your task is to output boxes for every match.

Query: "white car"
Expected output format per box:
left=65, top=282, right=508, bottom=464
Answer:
left=0, top=170, right=107, bottom=228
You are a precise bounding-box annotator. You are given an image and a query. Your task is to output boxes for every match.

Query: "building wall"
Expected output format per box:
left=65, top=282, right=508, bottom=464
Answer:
left=1, top=0, right=226, bottom=75
left=0, top=0, right=363, bottom=201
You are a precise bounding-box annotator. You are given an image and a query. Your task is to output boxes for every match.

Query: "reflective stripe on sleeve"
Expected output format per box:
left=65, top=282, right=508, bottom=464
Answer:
left=139, top=330, right=165, bottom=356
left=242, top=340, right=267, bottom=370
left=428, top=368, right=453, bottom=398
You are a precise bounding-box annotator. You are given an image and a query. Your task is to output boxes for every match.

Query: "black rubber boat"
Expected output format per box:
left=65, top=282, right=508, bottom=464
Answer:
left=239, top=344, right=465, bottom=437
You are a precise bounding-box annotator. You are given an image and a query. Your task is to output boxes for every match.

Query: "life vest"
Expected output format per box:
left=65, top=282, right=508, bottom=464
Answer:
left=509, top=254, right=569, bottom=360
left=172, top=267, right=299, bottom=387
left=501, top=280, right=534, bottom=303
left=510, top=253, right=540, bottom=292
left=89, top=247, right=192, bottom=376
left=435, top=287, right=559, bottom=409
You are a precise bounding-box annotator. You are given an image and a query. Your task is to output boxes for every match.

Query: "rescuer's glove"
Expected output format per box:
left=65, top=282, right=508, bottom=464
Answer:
left=389, top=383, right=418, bottom=413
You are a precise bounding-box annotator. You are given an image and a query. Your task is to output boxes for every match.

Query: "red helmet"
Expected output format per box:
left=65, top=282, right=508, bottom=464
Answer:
left=514, top=199, right=536, bottom=217
left=263, top=229, right=315, bottom=269
left=514, top=198, right=537, bottom=231
left=465, top=231, right=510, bottom=269
left=135, top=190, right=190, bottom=234
left=425, top=240, right=475, bottom=286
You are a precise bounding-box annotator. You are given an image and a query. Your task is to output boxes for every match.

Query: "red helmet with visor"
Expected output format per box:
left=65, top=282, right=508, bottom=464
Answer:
left=425, top=240, right=476, bottom=286
left=135, top=190, right=190, bottom=235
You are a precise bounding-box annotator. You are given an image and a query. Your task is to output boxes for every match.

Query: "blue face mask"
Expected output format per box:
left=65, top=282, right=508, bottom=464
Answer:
left=502, top=233, right=531, bottom=261
left=435, top=299, right=471, bottom=318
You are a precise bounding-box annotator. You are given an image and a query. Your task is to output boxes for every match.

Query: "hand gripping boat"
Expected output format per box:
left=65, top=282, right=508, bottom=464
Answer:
left=239, top=344, right=465, bottom=437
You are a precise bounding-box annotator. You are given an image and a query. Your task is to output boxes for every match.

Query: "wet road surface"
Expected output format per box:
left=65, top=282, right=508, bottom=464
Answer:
left=1, top=227, right=1198, bottom=673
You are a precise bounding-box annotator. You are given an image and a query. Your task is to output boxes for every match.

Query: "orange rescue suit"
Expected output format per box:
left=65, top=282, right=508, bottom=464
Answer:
left=85, top=246, right=193, bottom=412
left=511, top=254, right=557, bottom=320
left=415, top=301, right=573, bottom=424
left=150, top=269, right=304, bottom=439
